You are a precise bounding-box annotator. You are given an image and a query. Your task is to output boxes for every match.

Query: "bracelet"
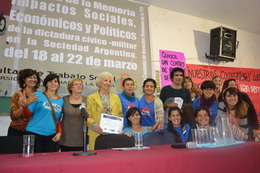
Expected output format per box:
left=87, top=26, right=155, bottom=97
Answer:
left=57, top=133, right=61, bottom=135
left=90, top=122, right=99, bottom=132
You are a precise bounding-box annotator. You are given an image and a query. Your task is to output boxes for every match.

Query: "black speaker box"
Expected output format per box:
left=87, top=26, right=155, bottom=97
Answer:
left=209, top=26, right=237, bottom=62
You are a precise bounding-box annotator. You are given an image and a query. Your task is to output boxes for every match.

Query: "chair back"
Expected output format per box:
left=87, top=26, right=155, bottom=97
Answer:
left=95, top=134, right=135, bottom=150
left=143, top=132, right=176, bottom=146
left=0, top=136, right=23, bottom=154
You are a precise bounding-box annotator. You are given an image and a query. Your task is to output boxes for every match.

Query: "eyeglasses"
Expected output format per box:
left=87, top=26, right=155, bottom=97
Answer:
left=73, top=83, right=82, bottom=86
left=203, top=88, right=213, bottom=91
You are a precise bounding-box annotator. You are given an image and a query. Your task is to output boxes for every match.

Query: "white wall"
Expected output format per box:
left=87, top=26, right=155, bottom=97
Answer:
left=0, top=115, right=11, bottom=136
left=148, top=6, right=260, bottom=77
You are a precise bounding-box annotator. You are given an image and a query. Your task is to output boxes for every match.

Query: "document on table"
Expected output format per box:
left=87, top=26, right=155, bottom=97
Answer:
left=100, top=114, right=124, bottom=134
left=174, top=97, right=183, bottom=109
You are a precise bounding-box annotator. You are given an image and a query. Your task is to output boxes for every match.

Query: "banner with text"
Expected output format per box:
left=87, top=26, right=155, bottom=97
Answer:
left=186, top=64, right=260, bottom=124
left=0, top=0, right=151, bottom=97
left=159, top=50, right=186, bottom=87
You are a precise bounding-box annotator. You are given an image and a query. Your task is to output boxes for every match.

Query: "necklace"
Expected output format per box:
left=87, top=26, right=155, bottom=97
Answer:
left=131, top=126, right=144, bottom=133
left=99, top=92, right=111, bottom=114
left=227, top=113, right=240, bottom=127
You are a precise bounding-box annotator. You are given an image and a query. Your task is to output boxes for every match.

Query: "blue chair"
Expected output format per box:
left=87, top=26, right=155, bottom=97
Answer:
left=95, top=134, right=135, bottom=150
left=143, top=132, right=176, bottom=146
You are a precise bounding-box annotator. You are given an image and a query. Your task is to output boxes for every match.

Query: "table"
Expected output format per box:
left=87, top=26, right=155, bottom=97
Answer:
left=0, top=142, right=260, bottom=173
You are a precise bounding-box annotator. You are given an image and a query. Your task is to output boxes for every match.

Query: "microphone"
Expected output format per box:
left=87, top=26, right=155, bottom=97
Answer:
left=170, top=142, right=196, bottom=149
left=79, top=102, right=89, bottom=120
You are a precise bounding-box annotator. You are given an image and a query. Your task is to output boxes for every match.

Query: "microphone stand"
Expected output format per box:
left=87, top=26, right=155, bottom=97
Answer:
left=73, top=117, right=97, bottom=156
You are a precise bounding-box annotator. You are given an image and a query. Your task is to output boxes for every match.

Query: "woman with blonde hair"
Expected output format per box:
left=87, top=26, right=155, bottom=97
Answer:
left=212, top=75, right=223, bottom=100
left=182, top=76, right=201, bottom=102
left=60, top=78, right=86, bottom=151
left=86, top=72, right=123, bottom=150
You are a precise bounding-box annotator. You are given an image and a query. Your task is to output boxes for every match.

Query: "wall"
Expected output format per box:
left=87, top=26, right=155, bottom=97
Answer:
left=148, top=6, right=260, bottom=78
left=0, top=97, right=11, bottom=136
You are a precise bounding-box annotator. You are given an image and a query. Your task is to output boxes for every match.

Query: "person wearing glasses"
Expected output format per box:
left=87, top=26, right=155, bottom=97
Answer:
left=192, top=80, right=218, bottom=124
left=59, top=78, right=86, bottom=151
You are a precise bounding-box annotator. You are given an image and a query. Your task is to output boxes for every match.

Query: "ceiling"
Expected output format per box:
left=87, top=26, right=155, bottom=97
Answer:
left=132, top=0, right=260, bottom=35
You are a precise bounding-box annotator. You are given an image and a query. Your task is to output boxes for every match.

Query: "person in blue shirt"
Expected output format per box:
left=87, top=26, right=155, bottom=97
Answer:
left=167, top=107, right=191, bottom=143
left=192, top=80, right=218, bottom=124
left=192, top=106, right=215, bottom=129
left=139, top=78, right=164, bottom=131
left=118, top=78, right=139, bottom=128
left=124, top=107, right=152, bottom=137
left=21, top=74, right=64, bottom=153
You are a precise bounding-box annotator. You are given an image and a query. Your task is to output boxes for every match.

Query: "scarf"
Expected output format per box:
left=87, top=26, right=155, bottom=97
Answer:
left=121, top=90, right=136, bottom=101
left=200, top=94, right=216, bottom=107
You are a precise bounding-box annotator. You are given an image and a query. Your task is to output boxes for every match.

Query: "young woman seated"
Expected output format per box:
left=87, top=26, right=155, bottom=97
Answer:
left=192, top=106, right=215, bottom=129
left=218, top=87, right=249, bottom=141
left=166, top=107, right=191, bottom=143
left=124, top=107, right=152, bottom=137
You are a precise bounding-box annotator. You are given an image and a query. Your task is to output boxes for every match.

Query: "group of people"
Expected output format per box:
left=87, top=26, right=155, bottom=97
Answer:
left=8, top=67, right=259, bottom=152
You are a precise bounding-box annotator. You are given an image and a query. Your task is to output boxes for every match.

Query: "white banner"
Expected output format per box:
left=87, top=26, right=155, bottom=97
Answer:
left=0, top=0, right=151, bottom=97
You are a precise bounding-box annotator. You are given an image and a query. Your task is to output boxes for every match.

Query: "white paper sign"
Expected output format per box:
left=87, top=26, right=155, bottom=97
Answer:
left=100, top=114, right=124, bottom=134
left=174, top=97, right=183, bottom=109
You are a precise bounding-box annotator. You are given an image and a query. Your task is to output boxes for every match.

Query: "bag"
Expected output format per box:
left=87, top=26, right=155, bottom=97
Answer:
left=43, top=92, right=56, bottom=126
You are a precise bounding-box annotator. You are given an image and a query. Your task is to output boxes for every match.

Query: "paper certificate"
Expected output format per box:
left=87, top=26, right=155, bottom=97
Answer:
left=174, top=97, right=183, bottom=109
left=100, top=114, right=124, bottom=134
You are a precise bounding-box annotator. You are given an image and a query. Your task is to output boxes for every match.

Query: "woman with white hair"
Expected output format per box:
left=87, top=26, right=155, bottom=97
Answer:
left=86, top=72, right=123, bottom=150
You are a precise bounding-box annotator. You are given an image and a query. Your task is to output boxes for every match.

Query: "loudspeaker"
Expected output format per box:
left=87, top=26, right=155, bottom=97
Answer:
left=209, top=26, right=237, bottom=62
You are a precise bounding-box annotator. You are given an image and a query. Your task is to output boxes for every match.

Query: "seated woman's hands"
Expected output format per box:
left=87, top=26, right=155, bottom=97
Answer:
left=147, top=126, right=154, bottom=131
left=124, top=132, right=132, bottom=137
left=94, top=125, right=103, bottom=134
left=147, top=119, right=165, bottom=131
left=157, top=119, right=164, bottom=130
left=157, top=124, right=164, bottom=130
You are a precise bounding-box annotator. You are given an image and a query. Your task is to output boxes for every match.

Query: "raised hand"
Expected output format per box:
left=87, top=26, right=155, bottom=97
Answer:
left=18, top=91, right=38, bottom=107
left=18, top=91, right=27, bottom=107
left=27, top=93, right=38, bottom=105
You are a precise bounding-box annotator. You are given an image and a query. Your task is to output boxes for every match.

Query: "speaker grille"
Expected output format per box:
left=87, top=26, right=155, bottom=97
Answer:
left=222, top=40, right=233, bottom=54
left=209, top=26, right=237, bottom=61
